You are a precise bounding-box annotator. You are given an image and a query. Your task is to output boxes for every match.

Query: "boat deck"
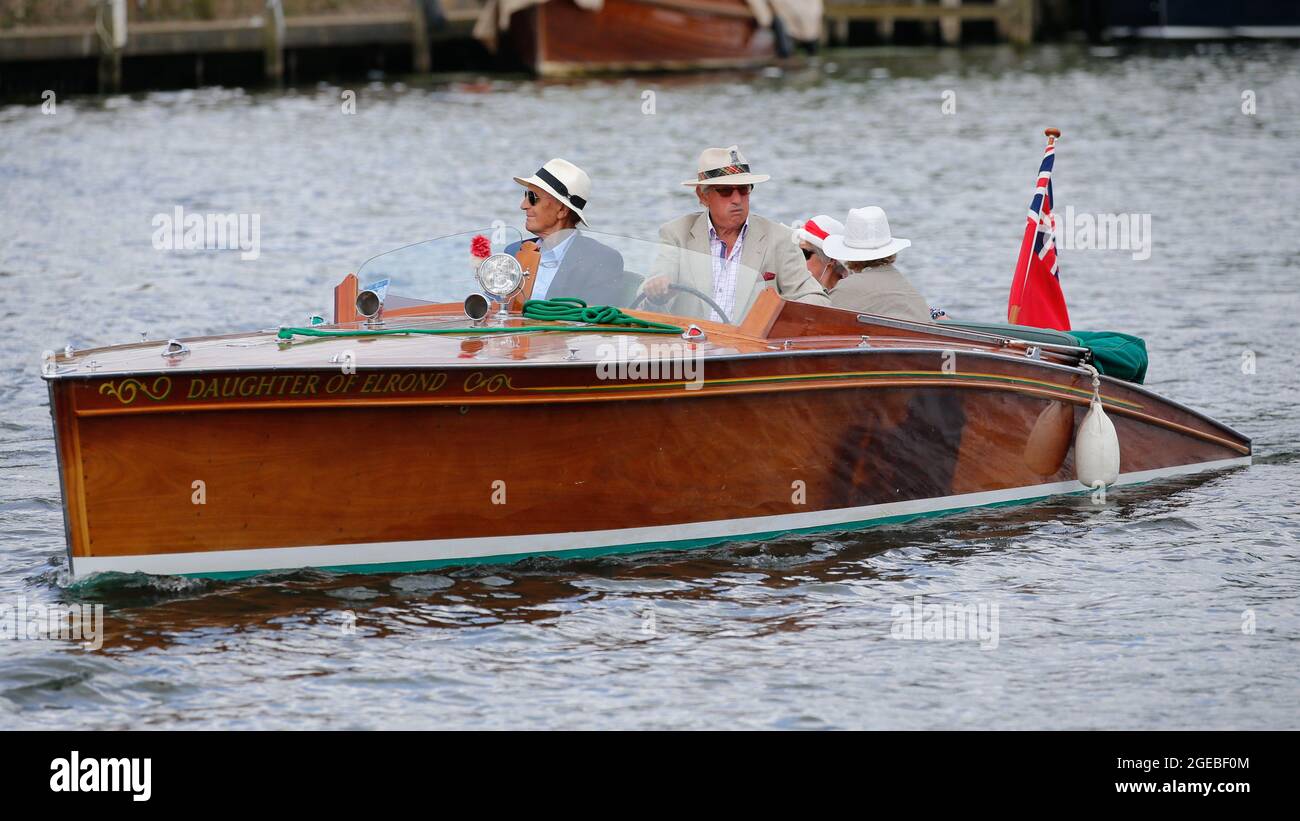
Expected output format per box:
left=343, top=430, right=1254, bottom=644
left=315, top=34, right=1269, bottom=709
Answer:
left=44, top=305, right=1048, bottom=380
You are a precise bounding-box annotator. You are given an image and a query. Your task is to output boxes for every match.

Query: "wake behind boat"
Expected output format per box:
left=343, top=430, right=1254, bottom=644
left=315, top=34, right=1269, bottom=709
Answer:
left=41, top=225, right=1250, bottom=580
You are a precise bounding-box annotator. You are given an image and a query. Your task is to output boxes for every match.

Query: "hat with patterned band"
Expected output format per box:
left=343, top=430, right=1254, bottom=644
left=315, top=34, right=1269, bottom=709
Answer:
left=681, top=145, right=771, bottom=187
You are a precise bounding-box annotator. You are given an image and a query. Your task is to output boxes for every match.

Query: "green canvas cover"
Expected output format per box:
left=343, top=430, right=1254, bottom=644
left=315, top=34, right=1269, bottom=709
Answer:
left=1068, top=330, right=1149, bottom=384
left=938, top=320, right=1149, bottom=384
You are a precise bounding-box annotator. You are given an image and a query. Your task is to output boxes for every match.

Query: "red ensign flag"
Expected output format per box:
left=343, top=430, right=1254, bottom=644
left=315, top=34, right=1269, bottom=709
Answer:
left=1008, top=131, right=1071, bottom=330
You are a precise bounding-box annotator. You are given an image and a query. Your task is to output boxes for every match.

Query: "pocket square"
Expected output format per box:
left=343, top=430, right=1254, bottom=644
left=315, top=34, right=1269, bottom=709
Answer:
left=762, top=271, right=776, bottom=281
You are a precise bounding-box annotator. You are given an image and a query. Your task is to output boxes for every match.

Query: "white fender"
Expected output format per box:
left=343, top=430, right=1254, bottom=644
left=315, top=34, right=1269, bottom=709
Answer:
left=1076, top=397, right=1120, bottom=488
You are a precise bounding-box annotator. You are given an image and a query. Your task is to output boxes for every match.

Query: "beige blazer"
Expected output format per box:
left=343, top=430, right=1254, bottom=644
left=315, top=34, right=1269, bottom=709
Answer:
left=828, top=263, right=931, bottom=324
left=644, top=211, right=829, bottom=322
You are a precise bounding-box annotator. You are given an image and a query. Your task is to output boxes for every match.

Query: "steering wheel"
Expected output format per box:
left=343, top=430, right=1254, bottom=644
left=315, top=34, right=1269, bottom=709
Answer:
left=630, top=283, right=732, bottom=326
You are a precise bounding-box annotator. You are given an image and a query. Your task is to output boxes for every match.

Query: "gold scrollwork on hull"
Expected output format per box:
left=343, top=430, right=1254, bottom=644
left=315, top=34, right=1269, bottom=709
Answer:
left=99, top=376, right=173, bottom=405
left=463, top=372, right=515, bottom=393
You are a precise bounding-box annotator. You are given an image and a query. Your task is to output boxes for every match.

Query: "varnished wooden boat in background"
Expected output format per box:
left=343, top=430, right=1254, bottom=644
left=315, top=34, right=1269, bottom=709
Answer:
left=504, top=0, right=778, bottom=76
left=42, top=259, right=1250, bottom=579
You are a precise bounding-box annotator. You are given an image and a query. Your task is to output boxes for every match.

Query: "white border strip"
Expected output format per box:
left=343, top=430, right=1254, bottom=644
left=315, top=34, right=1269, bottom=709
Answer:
left=72, top=457, right=1251, bottom=578
left=1107, top=26, right=1300, bottom=40
left=1235, top=26, right=1300, bottom=38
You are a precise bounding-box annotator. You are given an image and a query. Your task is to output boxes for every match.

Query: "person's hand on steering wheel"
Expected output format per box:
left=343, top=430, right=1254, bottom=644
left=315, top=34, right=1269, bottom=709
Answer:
left=629, top=280, right=732, bottom=325
left=641, top=274, right=672, bottom=301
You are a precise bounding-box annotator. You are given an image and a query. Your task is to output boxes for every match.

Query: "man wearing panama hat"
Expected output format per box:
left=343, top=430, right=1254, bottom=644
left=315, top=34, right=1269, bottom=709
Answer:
left=506, top=158, right=631, bottom=306
left=640, top=145, right=828, bottom=323
left=822, top=206, right=931, bottom=324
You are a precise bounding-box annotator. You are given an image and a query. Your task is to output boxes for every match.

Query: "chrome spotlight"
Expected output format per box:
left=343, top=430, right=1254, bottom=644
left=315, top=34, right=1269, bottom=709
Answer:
left=475, top=253, right=525, bottom=320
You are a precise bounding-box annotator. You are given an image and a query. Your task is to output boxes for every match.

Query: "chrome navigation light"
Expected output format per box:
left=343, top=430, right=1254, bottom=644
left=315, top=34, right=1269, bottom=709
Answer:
left=463, top=293, right=491, bottom=323
left=356, top=289, right=384, bottom=326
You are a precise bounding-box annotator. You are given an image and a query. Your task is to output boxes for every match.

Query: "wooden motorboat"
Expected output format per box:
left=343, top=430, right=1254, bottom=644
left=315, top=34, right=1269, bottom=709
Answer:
left=496, top=0, right=778, bottom=76
left=41, top=228, right=1250, bottom=579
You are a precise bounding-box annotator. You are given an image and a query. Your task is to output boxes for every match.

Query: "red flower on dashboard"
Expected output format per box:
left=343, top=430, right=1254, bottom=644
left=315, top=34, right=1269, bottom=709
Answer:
left=471, top=235, right=491, bottom=259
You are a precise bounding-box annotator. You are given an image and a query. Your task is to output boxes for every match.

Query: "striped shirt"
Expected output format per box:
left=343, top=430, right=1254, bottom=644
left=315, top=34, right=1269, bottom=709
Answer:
left=707, top=218, right=748, bottom=323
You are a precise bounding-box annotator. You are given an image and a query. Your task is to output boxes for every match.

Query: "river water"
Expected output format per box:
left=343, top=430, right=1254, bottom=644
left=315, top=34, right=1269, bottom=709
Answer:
left=1, top=43, right=1298, bottom=729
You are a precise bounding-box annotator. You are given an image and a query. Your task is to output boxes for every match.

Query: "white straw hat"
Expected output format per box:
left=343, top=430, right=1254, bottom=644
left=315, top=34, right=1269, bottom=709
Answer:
left=681, top=145, right=771, bottom=187
left=823, top=206, right=911, bottom=262
left=794, top=214, right=844, bottom=251
left=514, top=158, right=591, bottom=225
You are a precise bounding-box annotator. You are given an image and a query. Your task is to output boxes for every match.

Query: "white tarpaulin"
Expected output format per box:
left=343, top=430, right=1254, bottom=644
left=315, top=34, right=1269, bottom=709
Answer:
left=765, top=0, right=824, bottom=43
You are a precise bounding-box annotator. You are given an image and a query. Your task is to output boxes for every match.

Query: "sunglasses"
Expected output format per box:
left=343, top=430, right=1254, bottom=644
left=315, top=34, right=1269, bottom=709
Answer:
left=802, top=247, right=815, bottom=260
left=523, top=190, right=540, bottom=206
left=709, top=185, right=752, bottom=198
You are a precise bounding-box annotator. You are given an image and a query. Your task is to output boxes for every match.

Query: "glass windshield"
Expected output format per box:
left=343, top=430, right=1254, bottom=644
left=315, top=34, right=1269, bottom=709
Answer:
left=355, top=225, right=524, bottom=307
left=355, top=226, right=767, bottom=326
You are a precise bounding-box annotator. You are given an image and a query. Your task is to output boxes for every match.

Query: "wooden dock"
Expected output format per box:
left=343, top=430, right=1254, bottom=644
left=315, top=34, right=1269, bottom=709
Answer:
left=0, top=0, right=484, bottom=93
left=824, top=0, right=1035, bottom=46
left=0, top=0, right=1040, bottom=96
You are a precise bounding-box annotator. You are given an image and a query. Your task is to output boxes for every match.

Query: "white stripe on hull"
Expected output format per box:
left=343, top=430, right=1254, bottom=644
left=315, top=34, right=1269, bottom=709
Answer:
left=71, top=457, right=1251, bottom=579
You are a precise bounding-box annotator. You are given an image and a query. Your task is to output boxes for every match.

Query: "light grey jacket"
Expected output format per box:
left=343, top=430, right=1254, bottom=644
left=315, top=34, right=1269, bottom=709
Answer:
left=828, top=263, right=931, bottom=324
left=644, top=211, right=829, bottom=322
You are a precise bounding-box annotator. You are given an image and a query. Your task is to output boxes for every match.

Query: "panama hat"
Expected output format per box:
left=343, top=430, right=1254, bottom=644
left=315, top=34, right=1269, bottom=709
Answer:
left=823, top=206, right=911, bottom=262
left=514, top=158, right=591, bottom=225
left=794, top=214, right=845, bottom=251
left=681, top=145, right=771, bottom=187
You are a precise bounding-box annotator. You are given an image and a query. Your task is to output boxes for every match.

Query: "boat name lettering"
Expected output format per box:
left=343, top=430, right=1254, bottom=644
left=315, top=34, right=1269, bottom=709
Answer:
left=181, top=372, right=447, bottom=401
left=188, top=374, right=321, bottom=400
left=357, top=372, right=447, bottom=394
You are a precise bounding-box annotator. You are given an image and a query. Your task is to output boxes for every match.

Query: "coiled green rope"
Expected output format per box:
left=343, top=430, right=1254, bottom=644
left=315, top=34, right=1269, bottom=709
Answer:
left=520, top=297, right=681, bottom=331
left=276, top=297, right=683, bottom=340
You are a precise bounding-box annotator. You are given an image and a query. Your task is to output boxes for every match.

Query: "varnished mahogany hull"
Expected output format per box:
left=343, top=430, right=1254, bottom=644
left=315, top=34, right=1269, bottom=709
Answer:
left=508, top=0, right=777, bottom=76
left=48, top=348, right=1250, bottom=578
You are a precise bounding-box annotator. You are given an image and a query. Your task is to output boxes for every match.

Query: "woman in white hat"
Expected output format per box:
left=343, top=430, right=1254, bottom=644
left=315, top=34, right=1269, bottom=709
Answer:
left=822, top=206, right=931, bottom=324
left=795, top=214, right=847, bottom=290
